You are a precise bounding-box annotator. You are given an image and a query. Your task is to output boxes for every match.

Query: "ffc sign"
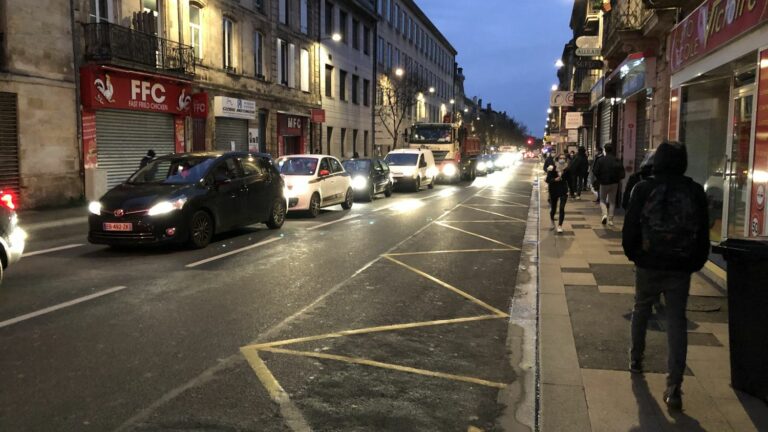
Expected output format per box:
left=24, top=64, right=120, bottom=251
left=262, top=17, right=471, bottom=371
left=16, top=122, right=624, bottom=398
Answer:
left=550, top=91, right=575, bottom=107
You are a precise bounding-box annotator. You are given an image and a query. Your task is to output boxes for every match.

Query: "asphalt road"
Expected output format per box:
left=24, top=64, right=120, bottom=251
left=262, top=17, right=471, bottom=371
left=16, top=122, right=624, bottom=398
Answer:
left=0, top=161, right=537, bottom=432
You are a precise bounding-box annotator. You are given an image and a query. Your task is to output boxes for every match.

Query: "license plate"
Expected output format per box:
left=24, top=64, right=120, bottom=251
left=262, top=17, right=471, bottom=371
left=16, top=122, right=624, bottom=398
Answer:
left=103, top=222, right=132, bottom=232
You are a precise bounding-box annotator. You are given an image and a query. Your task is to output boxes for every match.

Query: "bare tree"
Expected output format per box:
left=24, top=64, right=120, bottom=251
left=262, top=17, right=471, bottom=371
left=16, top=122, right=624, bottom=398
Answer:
left=375, top=69, right=424, bottom=149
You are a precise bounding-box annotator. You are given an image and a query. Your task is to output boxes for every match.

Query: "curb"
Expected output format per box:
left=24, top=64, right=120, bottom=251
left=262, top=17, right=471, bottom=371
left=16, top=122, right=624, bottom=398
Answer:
left=499, top=167, right=540, bottom=432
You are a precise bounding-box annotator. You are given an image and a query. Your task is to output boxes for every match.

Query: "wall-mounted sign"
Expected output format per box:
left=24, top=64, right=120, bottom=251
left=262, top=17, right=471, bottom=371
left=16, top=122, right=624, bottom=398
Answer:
left=278, top=114, right=307, bottom=137
left=668, top=0, right=768, bottom=74
left=550, top=91, right=575, bottom=107
left=213, top=96, right=257, bottom=119
left=576, top=36, right=601, bottom=49
left=191, top=93, right=208, bottom=119
left=311, top=108, right=326, bottom=123
left=575, top=59, right=604, bottom=69
left=565, top=112, right=584, bottom=129
left=567, top=130, right=579, bottom=142
left=576, top=47, right=602, bottom=57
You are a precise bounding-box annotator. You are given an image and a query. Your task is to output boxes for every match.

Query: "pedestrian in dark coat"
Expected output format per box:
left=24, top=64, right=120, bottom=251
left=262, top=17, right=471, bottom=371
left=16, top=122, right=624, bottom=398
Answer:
left=622, top=150, right=655, bottom=209
left=140, top=150, right=156, bottom=168
left=543, top=153, right=555, bottom=174
left=569, top=146, right=589, bottom=199
left=545, top=153, right=571, bottom=233
left=590, top=146, right=604, bottom=202
left=593, top=144, right=625, bottom=226
left=622, top=141, right=710, bottom=411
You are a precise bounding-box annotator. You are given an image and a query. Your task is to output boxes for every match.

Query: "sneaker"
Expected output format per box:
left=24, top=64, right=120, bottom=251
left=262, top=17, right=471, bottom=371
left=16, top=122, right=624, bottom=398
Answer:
left=608, top=219, right=615, bottom=227
left=575, top=195, right=581, bottom=200
left=629, top=359, right=643, bottom=374
left=556, top=225, right=564, bottom=233
left=663, top=385, right=683, bottom=411
left=550, top=220, right=556, bottom=230
left=601, top=216, right=608, bottom=225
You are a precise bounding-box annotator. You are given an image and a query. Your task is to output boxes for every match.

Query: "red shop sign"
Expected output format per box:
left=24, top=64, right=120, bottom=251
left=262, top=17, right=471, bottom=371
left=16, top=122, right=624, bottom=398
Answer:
left=192, top=93, right=208, bottom=118
left=278, top=114, right=306, bottom=136
left=80, top=65, right=193, bottom=116
left=668, top=0, right=768, bottom=74
left=310, top=108, right=325, bottom=123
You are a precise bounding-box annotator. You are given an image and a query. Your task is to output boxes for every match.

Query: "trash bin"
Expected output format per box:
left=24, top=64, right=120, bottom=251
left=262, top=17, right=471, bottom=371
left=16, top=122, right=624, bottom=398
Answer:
left=713, top=239, right=768, bottom=403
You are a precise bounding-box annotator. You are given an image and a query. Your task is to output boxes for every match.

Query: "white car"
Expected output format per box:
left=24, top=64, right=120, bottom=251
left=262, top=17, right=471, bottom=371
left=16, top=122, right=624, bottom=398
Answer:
left=276, top=155, right=353, bottom=217
left=384, top=148, right=438, bottom=192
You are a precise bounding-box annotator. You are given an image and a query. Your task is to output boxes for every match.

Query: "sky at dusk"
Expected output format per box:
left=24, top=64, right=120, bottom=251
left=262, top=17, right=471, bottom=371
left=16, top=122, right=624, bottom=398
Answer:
left=417, top=0, right=574, bottom=137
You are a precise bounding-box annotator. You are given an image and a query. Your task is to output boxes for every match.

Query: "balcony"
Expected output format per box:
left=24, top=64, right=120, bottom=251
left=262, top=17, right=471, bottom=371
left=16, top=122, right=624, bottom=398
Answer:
left=641, top=0, right=701, bottom=11
left=602, top=0, right=653, bottom=63
left=83, top=22, right=195, bottom=77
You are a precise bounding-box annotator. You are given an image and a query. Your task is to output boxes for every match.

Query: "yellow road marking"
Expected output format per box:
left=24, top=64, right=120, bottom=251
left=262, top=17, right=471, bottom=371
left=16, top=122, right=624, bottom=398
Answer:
left=384, top=255, right=509, bottom=317
left=240, top=348, right=312, bottom=432
left=459, top=205, right=528, bottom=222
left=385, top=249, right=516, bottom=256
left=436, top=222, right=521, bottom=250
left=259, top=347, right=508, bottom=389
left=244, top=315, right=503, bottom=350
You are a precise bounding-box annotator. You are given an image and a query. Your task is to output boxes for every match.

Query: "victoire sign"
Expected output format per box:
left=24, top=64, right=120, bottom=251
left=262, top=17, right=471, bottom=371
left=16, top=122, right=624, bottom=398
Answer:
left=213, top=96, right=257, bottom=119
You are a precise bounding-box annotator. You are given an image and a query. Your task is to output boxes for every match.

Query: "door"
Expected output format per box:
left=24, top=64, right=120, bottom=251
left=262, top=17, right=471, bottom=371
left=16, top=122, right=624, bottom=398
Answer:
left=237, top=155, right=270, bottom=223
left=723, top=85, right=755, bottom=239
left=210, top=157, right=247, bottom=229
left=329, top=157, right=347, bottom=201
left=373, top=159, right=387, bottom=192
left=317, top=158, right=333, bottom=203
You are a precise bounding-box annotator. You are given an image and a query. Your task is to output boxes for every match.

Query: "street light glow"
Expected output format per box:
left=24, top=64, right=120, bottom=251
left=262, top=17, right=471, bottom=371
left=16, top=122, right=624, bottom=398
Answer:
left=394, top=68, right=404, bottom=77
left=547, top=108, right=552, bottom=113
left=449, top=99, right=455, bottom=104
left=331, top=33, right=342, bottom=42
left=429, top=87, right=435, bottom=93
left=555, top=59, right=565, bottom=68
left=551, top=84, right=558, bottom=91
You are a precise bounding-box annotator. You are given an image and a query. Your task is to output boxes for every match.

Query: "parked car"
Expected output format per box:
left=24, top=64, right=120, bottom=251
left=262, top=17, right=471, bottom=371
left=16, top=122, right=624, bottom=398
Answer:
left=0, top=191, right=25, bottom=283
left=342, top=158, right=393, bottom=201
left=384, top=149, right=437, bottom=192
left=277, top=155, right=353, bottom=217
left=88, top=152, right=286, bottom=249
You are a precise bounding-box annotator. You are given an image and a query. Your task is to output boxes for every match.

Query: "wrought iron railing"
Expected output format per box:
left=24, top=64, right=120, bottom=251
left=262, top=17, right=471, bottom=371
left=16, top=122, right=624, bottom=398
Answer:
left=603, top=0, right=653, bottom=47
left=83, top=22, right=195, bottom=76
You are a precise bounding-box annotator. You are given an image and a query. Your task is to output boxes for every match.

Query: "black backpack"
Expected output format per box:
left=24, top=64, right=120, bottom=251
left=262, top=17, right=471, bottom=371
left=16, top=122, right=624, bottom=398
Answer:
left=640, top=180, right=700, bottom=260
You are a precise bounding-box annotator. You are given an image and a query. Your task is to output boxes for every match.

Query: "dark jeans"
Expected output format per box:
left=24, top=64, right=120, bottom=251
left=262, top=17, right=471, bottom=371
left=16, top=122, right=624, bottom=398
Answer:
left=630, top=267, right=691, bottom=387
left=567, top=176, right=577, bottom=197
left=576, top=174, right=588, bottom=194
left=549, top=194, right=567, bottom=225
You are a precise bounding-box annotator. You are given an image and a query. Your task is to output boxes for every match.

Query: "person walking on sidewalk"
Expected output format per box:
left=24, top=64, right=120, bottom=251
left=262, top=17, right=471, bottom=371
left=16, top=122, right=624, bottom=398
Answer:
left=593, top=144, right=624, bottom=226
left=622, top=150, right=655, bottom=210
left=140, top=150, right=156, bottom=168
left=569, top=146, right=589, bottom=200
left=589, top=146, right=604, bottom=203
left=622, top=141, right=710, bottom=411
left=543, top=152, right=555, bottom=174
left=546, top=153, right=571, bottom=233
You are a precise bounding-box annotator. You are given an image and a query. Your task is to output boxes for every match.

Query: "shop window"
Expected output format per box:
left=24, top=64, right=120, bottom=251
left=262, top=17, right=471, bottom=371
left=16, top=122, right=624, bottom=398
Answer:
left=89, top=0, right=112, bottom=22
left=189, top=5, right=203, bottom=59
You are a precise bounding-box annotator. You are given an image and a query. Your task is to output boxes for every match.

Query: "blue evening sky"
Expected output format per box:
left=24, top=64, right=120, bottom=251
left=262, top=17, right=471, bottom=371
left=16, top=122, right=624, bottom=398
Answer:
left=417, top=0, right=574, bottom=137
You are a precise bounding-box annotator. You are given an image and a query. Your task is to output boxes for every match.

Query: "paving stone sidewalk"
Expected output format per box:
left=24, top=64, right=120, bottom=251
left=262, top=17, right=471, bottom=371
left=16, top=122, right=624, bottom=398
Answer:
left=537, top=184, right=768, bottom=432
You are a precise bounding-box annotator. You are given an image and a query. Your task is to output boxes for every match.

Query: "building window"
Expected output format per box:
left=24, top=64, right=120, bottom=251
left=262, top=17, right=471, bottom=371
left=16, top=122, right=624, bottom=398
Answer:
left=300, top=48, right=310, bottom=92
left=325, top=65, right=334, bottom=97
left=254, top=0, right=264, bottom=13
left=352, top=74, right=359, bottom=104
left=327, top=127, right=333, bottom=155
left=363, top=130, right=369, bottom=156
left=363, top=79, right=370, bottom=106
left=339, top=70, right=348, bottom=101
left=384, top=0, right=391, bottom=22
left=223, top=18, right=234, bottom=71
left=279, top=0, right=289, bottom=25
left=377, top=36, right=384, bottom=64
left=300, top=0, right=308, bottom=34
left=253, top=32, right=263, bottom=77
left=89, top=0, right=112, bottom=22
left=386, top=42, right=392, bottom=70
left=278, top=39, right=291, bottom=86
left=340, top=128, right=347, bottom=157
left=352, top=19, right=359, bottom=50
left=394, top=4, right=400, bottom=31
left=189, top=4, right=203, bottom=59
left=363, top=26, right=371, bottom=55
left=325, top=2, right=334, bottom=36
left=352, top=129, right=358, bottom=156
left=339, top=10, right=348, bottom=44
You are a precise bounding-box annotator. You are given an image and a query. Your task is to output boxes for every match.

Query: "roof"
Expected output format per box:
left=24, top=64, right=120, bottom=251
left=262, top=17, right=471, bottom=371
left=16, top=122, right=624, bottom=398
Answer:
left=277, top=154, right=338, bottom=160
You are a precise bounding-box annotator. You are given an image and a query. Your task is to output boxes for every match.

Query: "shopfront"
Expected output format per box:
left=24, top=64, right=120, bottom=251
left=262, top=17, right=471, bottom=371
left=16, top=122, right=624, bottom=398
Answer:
left=213, top=96, right=256, bottom=152
left=277, top=112, right=309, bottom=156
left=668, top=0, right=768, bottom=245
left=80, top=65, right=191, bottom=191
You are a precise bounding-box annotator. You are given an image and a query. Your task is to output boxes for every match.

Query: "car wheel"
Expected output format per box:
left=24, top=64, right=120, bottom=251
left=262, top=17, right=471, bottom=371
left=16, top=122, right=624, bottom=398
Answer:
left=413, top=177, right=421, bottom=192
left=384, top=182, right=393, bottom=197
left=471, top=168, right=477, bottom=181
left=365, top=183, right=375, bottom=202
left=428, top=178, right=435, bottom=189
left=188, top=210, right=213, bottom=249
left=308, top=193, right=321, bottom=218
left=341, top=188, right=354, bottom=210
left=266, top=197, right=286, bottom=229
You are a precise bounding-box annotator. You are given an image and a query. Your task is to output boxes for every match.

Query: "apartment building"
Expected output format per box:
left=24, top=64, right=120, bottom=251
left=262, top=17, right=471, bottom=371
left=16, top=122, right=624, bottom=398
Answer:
left=319, top=0, right=376, bottom=158
left=373, top=0, right=456, bottom=154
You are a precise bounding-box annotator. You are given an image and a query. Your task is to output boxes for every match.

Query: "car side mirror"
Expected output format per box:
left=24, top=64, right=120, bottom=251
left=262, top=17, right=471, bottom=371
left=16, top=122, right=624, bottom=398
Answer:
left=319, top=169, right=331, bottom=177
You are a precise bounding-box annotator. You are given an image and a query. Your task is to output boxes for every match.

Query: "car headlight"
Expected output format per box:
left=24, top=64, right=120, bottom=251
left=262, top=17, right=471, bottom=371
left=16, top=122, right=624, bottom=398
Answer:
left=402, top=167, right=416, bottom=177
left=477, top=161, right=486, bottom=170
left=148, top=197, right=187, bottom=216
left=352, top=176, right=368, bottom=190
left=427, top=167, right=439, bottom=178
left=88, top=201, right=102, bottom=215
left=442, top=164, right=457, bottom=176
left=487, top=160, right=495, bottom=168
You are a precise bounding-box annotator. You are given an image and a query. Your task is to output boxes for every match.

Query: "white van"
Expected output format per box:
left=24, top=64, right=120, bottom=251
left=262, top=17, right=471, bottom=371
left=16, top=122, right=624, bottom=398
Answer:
left=384, top=149, right=437, bottom=192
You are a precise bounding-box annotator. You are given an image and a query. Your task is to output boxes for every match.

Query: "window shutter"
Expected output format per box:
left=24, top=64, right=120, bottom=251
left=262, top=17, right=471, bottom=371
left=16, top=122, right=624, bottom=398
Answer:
left=300, top=49, right=310, bottom=92
left=288, top=43, right=296, bottom=88
left=276, top=39, right=283, bottom=84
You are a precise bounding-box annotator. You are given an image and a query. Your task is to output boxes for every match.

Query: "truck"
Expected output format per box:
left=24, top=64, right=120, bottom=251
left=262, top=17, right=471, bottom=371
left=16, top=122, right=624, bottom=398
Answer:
left=407, top=122, right=481, bottom=182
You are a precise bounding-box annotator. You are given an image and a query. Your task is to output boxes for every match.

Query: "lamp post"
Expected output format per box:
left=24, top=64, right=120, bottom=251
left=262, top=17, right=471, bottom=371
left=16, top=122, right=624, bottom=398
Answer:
left=317, top=32, right=343, bottom=154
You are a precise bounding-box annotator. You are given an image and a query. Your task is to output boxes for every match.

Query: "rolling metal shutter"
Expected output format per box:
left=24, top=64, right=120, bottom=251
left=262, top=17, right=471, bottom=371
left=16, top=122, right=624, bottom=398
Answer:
left=0, top=92, right=20, bottom=198
left=214, top=118, right=248, bottom=152
left=635, top=96, right=648, bottom=171
left=600, top=101, right=612, bottom=148
left=96, top=110, right=175, bottom=189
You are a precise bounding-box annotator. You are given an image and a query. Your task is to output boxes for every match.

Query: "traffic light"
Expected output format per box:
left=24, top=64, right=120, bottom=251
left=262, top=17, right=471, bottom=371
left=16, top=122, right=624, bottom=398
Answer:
left=527, top=137, right=534, bottom=146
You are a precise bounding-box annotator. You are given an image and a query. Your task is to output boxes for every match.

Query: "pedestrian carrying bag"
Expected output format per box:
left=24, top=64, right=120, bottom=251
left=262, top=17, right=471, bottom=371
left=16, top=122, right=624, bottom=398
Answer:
left=640, top=181, right=700, bottom=260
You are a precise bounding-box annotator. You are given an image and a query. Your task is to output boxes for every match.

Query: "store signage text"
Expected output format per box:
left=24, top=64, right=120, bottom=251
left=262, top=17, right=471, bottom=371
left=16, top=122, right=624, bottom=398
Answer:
left=550, top=91, right=575, bottom=107
left=576, top=47, right=602, bottom=57
left=129, top=80, right=167, bottom=110
left=668, top=0, right=768, bottom=74
left=214, top=96, right=257, bottom=120
left=565, top=112, right=584, bottom=130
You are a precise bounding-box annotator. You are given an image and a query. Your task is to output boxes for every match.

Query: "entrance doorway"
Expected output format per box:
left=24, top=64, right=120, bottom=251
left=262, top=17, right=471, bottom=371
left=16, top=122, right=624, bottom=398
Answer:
left=284, top=136, right=301, bottom=155
left=724, top=73, right=755, bottom=239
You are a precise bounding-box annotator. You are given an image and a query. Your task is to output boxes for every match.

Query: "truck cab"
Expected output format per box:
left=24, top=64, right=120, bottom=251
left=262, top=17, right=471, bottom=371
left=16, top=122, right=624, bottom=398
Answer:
left=408, top=123, right=480, bottom=183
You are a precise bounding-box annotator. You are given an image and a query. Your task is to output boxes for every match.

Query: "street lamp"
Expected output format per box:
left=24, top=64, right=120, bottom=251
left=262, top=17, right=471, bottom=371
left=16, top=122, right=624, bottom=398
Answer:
left=464, top=108, right=469, bottom=113
left=547, top=108, right=552, bottom=114
left=394, top=67, right=404, bottom=77
left=428, top=87, right=435, bottom=94
left=555, top=59, right=564, bottom=69
left=331, top=33, right=342, bottom=42
left=449, top=99, right=455, bottom=104
left=551, top=84, right=558, bottom=91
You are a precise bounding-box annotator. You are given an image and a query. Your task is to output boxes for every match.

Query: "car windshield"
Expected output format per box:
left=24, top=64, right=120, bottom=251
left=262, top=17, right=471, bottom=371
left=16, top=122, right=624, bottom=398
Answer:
left=342, top=160, right=371, bottom=173
left=384, top=153, right=418, bottom=166
left=128, top=157, right=215, bottom=184
left=277, top=157, right=319, bottom=176
left=410, top=125, right=452, bottom=143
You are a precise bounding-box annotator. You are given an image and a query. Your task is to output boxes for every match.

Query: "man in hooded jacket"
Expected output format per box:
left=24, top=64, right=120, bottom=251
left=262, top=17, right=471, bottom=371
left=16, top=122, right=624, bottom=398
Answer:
left=622, top=141, right=710, bottom=411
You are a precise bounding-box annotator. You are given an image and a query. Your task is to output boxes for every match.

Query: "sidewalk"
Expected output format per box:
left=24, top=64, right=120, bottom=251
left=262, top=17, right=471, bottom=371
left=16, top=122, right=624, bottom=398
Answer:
left=537, top=184, right=768, bottom=431
left=17, top=206, right=88, bottom=232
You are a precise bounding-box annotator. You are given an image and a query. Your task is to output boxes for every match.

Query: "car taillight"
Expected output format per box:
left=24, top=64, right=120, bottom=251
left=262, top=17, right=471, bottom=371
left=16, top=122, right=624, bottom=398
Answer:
left=0, top=191, right=15, bottom=210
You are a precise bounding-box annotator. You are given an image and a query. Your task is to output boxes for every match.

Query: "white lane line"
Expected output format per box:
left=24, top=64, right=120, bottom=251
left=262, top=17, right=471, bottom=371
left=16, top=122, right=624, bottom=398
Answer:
left=373, top=189, right=458, bottom=213
left=0, top=286, right=127, bottom=329
left=22, top=243, right=85, bottom=257
left=305, top=214, right=361, bottom=231
left=186, top=237, right=282, bottom=268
